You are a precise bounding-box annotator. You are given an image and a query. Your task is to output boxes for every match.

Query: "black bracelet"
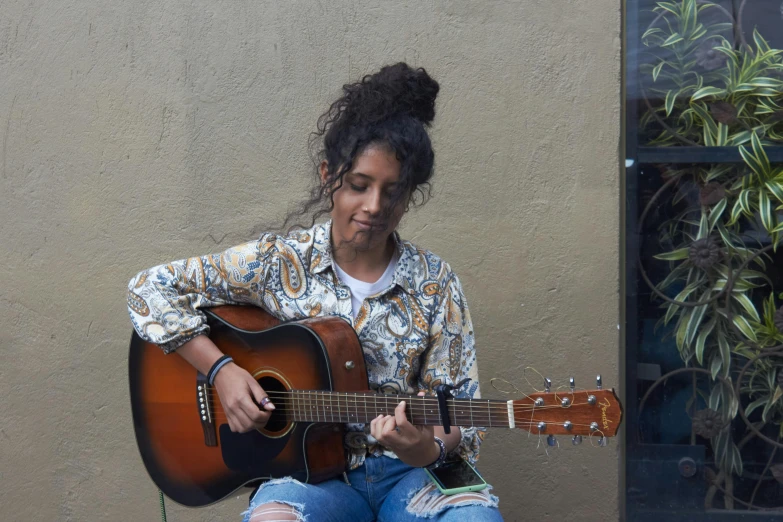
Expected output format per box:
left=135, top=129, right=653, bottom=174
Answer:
left=207, top=355, right=233, bottom=385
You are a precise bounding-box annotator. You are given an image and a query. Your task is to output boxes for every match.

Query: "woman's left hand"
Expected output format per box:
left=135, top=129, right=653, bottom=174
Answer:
left=369, top=392, right=440, bottom=468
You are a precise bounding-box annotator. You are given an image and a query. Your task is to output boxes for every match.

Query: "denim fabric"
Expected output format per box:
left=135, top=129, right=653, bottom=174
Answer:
left=242, top=455, right=502, bottom=521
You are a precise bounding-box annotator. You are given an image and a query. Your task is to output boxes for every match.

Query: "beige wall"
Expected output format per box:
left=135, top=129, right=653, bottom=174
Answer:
left=0, top=1, right=621, bottom=520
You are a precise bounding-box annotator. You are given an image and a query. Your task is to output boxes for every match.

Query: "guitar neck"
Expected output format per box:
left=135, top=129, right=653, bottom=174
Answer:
left=279, top=390, right=511, bottom=427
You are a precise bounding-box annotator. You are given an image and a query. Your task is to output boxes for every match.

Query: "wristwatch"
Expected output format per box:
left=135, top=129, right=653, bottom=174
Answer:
left=425, top=436, right=447, bottom=470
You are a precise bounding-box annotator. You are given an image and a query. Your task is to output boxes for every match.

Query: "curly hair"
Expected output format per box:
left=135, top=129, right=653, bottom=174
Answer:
left=277, top=62, right=440, bottom=233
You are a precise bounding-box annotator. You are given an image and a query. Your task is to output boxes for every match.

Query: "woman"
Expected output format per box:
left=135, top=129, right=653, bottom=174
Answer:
left=127, top=62, right=502, bottom=521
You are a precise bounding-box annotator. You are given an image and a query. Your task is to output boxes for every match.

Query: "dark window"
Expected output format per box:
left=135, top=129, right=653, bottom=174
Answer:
left=625, top=1, right=783, bottom=519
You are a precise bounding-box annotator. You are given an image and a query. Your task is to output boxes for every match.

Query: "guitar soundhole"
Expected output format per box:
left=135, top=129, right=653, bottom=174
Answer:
left=258, top=376, right=289, bottom=434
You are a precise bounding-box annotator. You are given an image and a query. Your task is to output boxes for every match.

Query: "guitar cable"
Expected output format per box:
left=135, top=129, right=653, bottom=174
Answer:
left=159, top=489, right=168, bottom=521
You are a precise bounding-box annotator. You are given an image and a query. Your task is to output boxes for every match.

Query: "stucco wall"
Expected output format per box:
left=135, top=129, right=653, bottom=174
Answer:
left=0, top=1, right=621, bottom=520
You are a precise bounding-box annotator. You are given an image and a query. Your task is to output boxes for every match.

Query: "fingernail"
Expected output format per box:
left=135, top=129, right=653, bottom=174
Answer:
left=400, top=401, right=406, bottom=407
left=268, top=403, right=276, bottom=410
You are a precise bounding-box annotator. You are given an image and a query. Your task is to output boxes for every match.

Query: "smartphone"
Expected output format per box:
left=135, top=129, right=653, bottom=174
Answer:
left=424, top=457, right=488, bottom=495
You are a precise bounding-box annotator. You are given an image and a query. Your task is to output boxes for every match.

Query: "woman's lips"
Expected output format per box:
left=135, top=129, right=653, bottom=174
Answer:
left=353, top=219, right=384, bottom=231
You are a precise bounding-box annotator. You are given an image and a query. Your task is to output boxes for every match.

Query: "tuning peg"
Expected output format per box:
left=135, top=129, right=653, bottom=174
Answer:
left=598, top=436, right=608, bottom=447
left=572, top=435, right=583, bottom=445
left=596, top=375, right=602, bottom=390
left=547, top=434, right=557, bottom=447
left=544, top=377, right=552, bottom=393
left=569, top=377, right=575, bottom=392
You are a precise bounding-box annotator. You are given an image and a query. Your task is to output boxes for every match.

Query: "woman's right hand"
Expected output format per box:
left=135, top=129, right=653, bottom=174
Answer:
left=212, top=362, right=275, bottom=433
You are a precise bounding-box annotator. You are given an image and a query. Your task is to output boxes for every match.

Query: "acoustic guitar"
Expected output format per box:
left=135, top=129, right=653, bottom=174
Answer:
left=129, top=305, right=622, bottom=507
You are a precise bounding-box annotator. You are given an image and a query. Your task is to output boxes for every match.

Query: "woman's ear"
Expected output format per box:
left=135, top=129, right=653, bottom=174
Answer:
left=319, top=160, right=329, bottom=185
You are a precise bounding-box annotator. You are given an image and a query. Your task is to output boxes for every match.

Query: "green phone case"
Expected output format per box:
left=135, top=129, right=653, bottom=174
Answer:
left=424, top=464, right=488, bottom=496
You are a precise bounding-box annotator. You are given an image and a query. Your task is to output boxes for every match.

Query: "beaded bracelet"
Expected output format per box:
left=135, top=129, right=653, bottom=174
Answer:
left=425, top=436, right=447, bottom=470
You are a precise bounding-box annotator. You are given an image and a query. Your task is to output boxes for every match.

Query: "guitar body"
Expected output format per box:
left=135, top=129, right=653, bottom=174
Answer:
left=128, top=306, right=369, bottom=507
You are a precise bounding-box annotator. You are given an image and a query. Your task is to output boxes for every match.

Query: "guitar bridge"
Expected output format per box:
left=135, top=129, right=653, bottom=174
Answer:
left=197, top=372, right=217, bottom=446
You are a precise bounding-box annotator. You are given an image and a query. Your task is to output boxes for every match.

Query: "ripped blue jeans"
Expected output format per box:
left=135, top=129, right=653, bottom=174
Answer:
left=242, top=455, right=502, bottom=521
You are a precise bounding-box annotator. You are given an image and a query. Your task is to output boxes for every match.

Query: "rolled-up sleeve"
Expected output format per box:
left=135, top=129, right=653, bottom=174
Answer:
left=127, top=237, right=275, bottom=353
left=420, top=268, right=485, bottom=464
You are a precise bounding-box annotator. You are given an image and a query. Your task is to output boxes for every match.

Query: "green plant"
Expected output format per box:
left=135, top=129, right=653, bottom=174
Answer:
left=638, top=0, right=783, bottom=511
left=640, top=0, right=783, bottom=147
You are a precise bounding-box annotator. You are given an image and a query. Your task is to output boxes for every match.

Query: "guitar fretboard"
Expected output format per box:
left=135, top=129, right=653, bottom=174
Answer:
left=274, top=390, right=510, bottom=427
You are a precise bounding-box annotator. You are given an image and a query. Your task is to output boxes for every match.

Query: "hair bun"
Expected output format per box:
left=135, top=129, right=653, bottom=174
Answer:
left=345, top=62, right=440, bottom=126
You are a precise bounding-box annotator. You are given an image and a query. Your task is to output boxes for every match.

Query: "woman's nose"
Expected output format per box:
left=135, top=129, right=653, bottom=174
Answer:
left=363, top=189, right=383, bottom=214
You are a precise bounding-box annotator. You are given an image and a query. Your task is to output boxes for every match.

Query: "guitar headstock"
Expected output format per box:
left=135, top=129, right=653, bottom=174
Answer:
left=511, top=376, right=622, bottom=445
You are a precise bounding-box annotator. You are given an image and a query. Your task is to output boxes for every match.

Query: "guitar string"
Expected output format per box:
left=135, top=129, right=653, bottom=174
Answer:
left=204, top=386, right=605, bottom=399
left=203, top=392, right=606, bottom=413
left=203, top=395, right=607, bottom=414
left=205, top=414, right=606, bottom=429
left=206, top=401, right=608, bottom=425
left=202, top=406, right=603, bottom=425
left=201, top=387, right=614, bottom=426
left=203, top=390, right=611, bottom=424
left=203, top=387, right=607, bottom=409
left=204, top=419, right=606, bottom=428
left=204, top=411, right=606, bottom=431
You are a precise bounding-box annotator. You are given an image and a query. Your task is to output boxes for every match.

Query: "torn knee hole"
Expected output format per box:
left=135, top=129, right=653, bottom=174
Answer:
left=441, top=492, right=490, bottom=506
left=249, top=502, right=302, bottom=522
left=406, top=483, right=497, bottom=517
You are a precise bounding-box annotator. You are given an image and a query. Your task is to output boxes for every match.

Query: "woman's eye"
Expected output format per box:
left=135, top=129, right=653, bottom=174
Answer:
left=350, top=184, right=367, bottom=192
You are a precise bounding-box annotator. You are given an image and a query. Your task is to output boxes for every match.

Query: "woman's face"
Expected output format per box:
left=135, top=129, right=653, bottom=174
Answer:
left=326, top=145, right=407, bottom=253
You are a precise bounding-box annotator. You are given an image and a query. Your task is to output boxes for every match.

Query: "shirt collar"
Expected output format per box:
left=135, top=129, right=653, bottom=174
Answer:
left=310, top=220, right=417, bottom=295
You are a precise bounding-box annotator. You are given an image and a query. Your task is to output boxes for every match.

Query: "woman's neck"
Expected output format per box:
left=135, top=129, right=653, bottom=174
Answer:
left=332, top=235, right=396, bottom=283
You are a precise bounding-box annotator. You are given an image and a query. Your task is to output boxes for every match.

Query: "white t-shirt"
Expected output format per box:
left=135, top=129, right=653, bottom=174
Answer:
left=333, top=253, right=398, bottom=319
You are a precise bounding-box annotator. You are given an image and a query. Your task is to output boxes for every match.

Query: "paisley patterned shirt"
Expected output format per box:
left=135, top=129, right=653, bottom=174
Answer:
left=127, top=221, right=485, bottom=469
